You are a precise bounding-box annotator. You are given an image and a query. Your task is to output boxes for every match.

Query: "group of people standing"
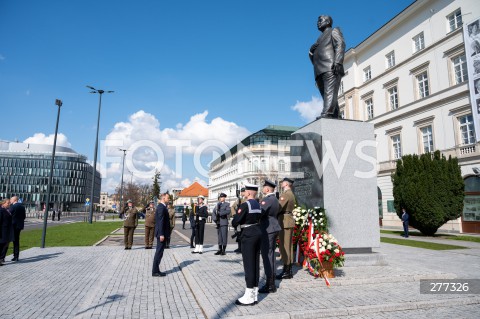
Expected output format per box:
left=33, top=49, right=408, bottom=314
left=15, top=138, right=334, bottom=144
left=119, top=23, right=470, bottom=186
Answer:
left=231, top=178, right=296, bottom=306
left=0, top=196, right=26, bottom=266
left=120, top=179, right=296, bottom=308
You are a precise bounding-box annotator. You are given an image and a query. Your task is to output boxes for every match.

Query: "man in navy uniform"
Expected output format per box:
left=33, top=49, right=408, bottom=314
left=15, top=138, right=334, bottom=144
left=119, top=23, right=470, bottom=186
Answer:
left=192, top=195, right=208, bottom=254
left=152, top=193, right=170, bottom=277
left=258, top=180, right=281, bottom=293
left=214, top=193, right=231, bottom=256
left=232, top=184, right=265, bottom=306
left=9, top=196, right=26, bottom=262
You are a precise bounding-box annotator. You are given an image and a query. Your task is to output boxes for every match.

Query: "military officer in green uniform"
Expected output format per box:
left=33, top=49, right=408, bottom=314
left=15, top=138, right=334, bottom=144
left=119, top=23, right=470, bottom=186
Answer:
left=276, top=178, right=296, bottom=279
left=144, top=201, right=156, bottom=249
left=123, top=199, right=139, bottom=250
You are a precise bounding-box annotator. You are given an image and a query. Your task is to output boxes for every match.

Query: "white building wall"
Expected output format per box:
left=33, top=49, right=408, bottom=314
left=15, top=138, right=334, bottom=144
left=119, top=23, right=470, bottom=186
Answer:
left=342, top=0, right=480, bottom=232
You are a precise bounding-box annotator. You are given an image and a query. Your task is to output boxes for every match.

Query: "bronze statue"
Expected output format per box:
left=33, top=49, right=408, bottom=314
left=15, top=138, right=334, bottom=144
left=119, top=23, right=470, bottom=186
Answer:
left=309, top=15, right=345, bottom=119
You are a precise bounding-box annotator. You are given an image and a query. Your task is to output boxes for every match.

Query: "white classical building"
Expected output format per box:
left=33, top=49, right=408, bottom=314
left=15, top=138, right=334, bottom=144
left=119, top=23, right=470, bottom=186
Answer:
left=339, top=0, right=480, bottom=233
left=208, top=125, right=297, bottom=207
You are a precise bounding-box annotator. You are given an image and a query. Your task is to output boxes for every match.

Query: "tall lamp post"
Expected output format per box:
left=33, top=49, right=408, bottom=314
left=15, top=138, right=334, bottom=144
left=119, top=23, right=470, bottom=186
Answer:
left=118, top=148, right=127, bottom=216
left=86, top=85, right=114, bottom=224
left=41, top=99, right=63, bottom=248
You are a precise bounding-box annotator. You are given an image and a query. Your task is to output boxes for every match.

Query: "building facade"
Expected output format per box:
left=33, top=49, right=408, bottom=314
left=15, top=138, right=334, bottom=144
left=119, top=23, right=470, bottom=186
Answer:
left=208, top=125, right=298, bottom=207
left=0, top=140, right=101, bottom=212
left=339, top=0, right=480, bottom=232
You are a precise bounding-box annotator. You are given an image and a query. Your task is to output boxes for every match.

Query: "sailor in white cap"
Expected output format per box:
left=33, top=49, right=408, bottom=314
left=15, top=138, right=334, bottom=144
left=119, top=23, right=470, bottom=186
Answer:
left=232, top=184, right=265, bottom=306
left=192, top=195, right=208, bottom=254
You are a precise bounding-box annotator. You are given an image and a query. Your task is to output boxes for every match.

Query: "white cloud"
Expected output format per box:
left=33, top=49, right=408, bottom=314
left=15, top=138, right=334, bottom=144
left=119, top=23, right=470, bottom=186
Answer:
left=100, top=110, right=249, bottom=193
left=23, top=133, right=72, bottom=148
left=291, top=96, right=324, bottom=122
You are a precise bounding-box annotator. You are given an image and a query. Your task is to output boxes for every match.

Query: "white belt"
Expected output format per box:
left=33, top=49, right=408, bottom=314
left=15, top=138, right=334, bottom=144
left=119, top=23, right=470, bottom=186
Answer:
left=240, top=224, right=258, bottom=229
left=198, top=217, right=205, bottom=220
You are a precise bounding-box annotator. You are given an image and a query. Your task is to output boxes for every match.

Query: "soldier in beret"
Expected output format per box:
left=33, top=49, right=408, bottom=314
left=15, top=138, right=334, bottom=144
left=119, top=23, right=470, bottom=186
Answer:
left=213, top=193, right=230, bottom=255
left=276, top=178, right=296, bottom=279
left=259, top=180, right=281, bottom=293
left=144, top=201, right=156, bottom=249
left=123, top=199, right=139, bottom=250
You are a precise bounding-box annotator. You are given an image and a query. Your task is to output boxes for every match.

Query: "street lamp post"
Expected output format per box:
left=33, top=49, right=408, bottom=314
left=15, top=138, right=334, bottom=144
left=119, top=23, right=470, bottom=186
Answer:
left=41, top=99, right=63, bottom=248
left=118, top=148, right=127, bottom=216
left=87, top=85, right=114, bottom=224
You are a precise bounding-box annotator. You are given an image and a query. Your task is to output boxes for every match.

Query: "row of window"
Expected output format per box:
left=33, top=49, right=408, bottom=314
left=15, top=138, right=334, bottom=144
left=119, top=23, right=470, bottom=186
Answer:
left=357, top=53, right=467, bottom=120
left=361, top=8, right=463, bottom=83
left=0, top=157, right=89, bottom=171
left=390, top=114, right=475, bottom=160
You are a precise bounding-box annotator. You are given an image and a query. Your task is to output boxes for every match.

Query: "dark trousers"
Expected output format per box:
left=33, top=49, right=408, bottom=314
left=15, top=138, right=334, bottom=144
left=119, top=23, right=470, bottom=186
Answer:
left=190, top=226, right=196, bottom=246
left=403, top=222, right=409, bottom=237
left=316, top=71, right=342, bottom=117
left=13, top=228, right=21, bottom=258
left=241, top=225, right=262, bottom=288
left=217, top=225, right=228, bottom=246
left=261, top=231, right=278, bottom=279
left=0, top=242, right=8, bottom=260
left=195, top=220, right=206, bottom=245
left=152, top=237, right=166, bottom=274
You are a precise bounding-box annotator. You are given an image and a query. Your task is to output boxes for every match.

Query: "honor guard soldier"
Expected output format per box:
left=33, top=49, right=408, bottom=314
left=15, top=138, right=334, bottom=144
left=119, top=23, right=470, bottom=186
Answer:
left=231, top=187, right=246, bottom=253
left=214, top=193, right=231, bottom=255
left=144, top=201, right=156, bottom=249
left=259, top=180, right=281, bottom=293
left=123, top=199, right=139, bottom=250
left=192, top=195, right=208, bottom=254
left=232, top=184, right=265, bottom=306
left=276, top=178, right=296, bottom=279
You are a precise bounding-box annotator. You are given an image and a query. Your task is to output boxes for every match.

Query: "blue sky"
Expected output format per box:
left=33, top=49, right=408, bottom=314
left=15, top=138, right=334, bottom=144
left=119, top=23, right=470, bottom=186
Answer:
left=0, top=0, right=414, bottom=192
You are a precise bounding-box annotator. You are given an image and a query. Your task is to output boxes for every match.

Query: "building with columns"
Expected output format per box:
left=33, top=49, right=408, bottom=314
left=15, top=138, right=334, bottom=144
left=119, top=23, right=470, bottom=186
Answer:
left=338, top=0, right=480, bottom=232
left=208, top=125, right=298, bottom=207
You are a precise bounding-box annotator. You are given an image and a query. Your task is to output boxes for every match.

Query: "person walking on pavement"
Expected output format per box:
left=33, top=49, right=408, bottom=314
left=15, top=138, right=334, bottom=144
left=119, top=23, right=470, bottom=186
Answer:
left=152, top=193, right=170, bottom=277
left=232, top=184, right=266, bottom=306
left=144, top=201, right=156, bottom=249
left=189, top=205, right=196, bottom=248
left=9, top=196, right=26, bottom=262
left=123, top=199, right=139, bottom=250
left=213, top=193, right=230, bottom=256
left=0, top=199, right=13, bottom=266
left=231, top=188, right=246, bottom=254
left=166, top=203, right=175, bottom=248
left=258, top=180, right=281, bottom=293
left=401, top=208, right=409, bottom=238
left=192, top=195, right=208, bottom=254
left=276, top=178, right=296, bottom=280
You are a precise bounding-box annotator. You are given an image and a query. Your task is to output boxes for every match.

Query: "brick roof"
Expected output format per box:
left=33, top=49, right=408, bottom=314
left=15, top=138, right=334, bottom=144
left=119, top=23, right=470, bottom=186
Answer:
left=178, top=182, right=208, bottom=197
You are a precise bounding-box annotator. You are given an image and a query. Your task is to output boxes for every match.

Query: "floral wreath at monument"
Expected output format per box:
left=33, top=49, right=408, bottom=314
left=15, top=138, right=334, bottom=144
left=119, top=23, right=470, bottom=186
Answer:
left=292, top=206, right=345, bottom=286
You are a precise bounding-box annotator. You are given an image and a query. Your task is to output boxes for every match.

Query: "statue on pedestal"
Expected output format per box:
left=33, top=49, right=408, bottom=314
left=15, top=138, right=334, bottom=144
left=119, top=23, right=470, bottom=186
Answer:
left=309, top=15, right=345, bottom=119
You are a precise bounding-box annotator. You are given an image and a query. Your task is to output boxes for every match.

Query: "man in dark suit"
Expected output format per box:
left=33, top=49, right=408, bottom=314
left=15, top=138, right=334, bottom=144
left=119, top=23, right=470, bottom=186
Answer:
left=259, top=180, right=281, bottom=293
left=309, top=15, right=345, bottom=119
left=401, top=208, right=409, bottom=238
left=9, top=196, right=26, bottom=262
left=152, top=193, right=170, bottom=277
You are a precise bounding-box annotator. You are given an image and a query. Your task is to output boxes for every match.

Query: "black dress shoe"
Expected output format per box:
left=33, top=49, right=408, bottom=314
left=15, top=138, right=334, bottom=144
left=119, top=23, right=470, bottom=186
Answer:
left=11, top=257, right=18, bottom=262
left=152, top=272, right=166, bottom=277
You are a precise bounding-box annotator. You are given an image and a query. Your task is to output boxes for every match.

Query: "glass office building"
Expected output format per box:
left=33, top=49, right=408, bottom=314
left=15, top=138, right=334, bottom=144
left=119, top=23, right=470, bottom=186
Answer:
left=0, top=141, right=101, bottom=211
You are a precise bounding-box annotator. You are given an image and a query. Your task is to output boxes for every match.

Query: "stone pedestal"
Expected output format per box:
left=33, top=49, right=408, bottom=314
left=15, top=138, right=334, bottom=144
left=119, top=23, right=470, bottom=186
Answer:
left=290, top=118, right=380, bottom=252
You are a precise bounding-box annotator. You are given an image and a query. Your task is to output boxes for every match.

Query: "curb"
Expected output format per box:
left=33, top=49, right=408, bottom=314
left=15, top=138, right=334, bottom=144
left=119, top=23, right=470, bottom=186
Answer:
left=93, top=228, right=121, bottom=246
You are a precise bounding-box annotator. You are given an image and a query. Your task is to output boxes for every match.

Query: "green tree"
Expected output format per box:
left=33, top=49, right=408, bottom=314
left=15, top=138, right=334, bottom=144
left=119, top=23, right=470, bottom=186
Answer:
left=151, top=170, right=161, bottom=200
left=391, top=151, right=464, bottom=235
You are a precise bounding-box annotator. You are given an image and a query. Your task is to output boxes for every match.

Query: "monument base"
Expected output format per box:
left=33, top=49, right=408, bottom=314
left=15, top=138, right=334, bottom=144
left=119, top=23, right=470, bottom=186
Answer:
left=291, top=118, right=380, bottom=251
left=343, top=252, right=387, bottom=267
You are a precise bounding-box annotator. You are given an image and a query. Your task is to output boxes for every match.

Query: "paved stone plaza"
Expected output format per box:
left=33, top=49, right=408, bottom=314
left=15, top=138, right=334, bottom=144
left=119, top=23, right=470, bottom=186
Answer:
left=2, top=222, right=480, bottom=318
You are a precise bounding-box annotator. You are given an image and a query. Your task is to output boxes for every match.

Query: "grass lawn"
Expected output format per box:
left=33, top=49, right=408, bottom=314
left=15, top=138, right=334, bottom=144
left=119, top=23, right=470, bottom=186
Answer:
left=7, top=221, right=123, bottom=256
left=380, top=230, right=480, bottom=243
left=380, top=237, right=468, bottom=250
